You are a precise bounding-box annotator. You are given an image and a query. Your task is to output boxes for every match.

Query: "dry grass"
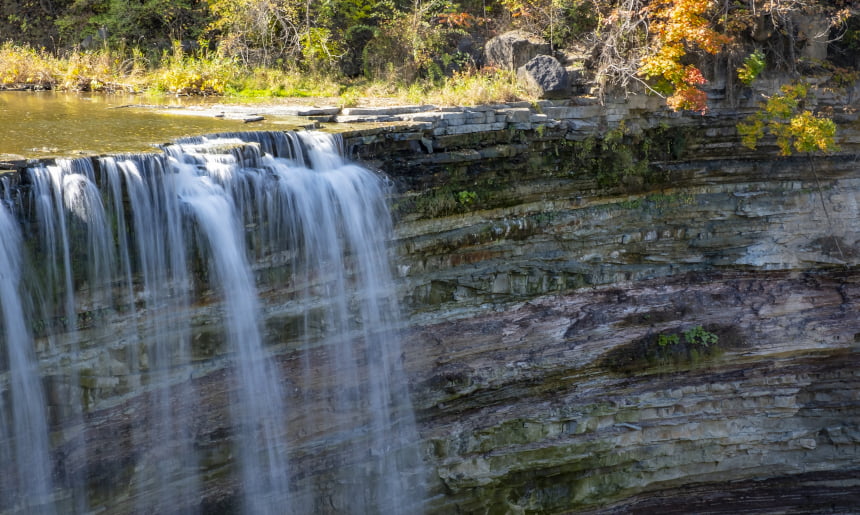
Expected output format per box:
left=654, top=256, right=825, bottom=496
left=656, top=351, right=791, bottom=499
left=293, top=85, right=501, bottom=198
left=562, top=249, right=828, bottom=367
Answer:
left=419, top=69, right=527, bottom=106
left=330, top=68, right=530, bottom=107
left=0, top=42, right=530, bottom=106
left=0, top=43, right=57, bottom=88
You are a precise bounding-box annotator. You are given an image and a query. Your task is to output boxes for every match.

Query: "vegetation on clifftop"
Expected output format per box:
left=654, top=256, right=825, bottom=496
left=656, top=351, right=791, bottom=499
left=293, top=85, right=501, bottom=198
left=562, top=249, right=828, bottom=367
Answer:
left=0, top=1, right=859, bottom=108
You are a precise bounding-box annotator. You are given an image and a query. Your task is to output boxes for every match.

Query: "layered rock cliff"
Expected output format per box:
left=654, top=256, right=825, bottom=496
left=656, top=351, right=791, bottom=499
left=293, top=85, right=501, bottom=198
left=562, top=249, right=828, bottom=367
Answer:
left=1, top=83, right=859, bottom=513
left=337, top=90, right=860, bottom=512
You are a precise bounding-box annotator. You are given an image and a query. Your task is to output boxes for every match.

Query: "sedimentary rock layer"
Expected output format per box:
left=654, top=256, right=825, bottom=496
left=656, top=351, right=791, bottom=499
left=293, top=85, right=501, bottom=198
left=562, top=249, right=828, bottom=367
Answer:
left=2, top=89, right=859, bottom=512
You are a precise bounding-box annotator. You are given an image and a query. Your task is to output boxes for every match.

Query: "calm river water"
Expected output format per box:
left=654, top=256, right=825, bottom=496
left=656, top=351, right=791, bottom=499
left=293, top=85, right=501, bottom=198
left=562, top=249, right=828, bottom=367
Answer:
left=0, top=91, right=304, bottom=158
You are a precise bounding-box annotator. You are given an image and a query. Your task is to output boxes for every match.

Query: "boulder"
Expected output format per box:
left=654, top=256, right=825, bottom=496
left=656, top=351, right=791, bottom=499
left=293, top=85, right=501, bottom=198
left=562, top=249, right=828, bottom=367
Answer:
left=517, top=55, right=570, bottom=99
left=484, top=30, right=551, bottom=71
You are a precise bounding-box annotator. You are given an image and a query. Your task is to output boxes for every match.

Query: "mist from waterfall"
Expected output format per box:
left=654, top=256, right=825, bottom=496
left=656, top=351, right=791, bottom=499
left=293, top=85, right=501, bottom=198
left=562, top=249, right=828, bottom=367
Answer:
left=0, top=130, right=427, bottom=513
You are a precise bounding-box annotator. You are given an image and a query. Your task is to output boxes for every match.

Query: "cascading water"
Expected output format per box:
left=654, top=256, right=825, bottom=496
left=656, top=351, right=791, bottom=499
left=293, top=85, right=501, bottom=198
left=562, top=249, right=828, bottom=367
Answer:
left=0, top=130, right=427, bottom=513
left=0, top=199, right=55, bottom=514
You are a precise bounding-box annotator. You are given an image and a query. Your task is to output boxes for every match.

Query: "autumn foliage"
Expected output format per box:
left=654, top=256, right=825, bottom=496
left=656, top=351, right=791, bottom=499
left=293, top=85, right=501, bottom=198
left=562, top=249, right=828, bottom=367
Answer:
left=738, top=83, right=838, bottom=156
left=639, top=0, right=730, bottom=113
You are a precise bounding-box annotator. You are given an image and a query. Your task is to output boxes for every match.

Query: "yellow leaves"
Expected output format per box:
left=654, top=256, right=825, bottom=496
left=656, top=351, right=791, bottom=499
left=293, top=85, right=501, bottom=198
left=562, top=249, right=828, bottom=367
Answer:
left=0, top=42, right=58, bottom=89
left=738, top=82, right=838, bottom=156
left=762, top=83, right=808, bottom=119
left=0, top=41, right=237, bottom=94
left=788, top=111, right=838, bottom=154
left=639, top=0, right=730, bottom=114
left=737, top=118, right=765, bottom=149
left=153, top=45, right=236, bottom=95
left=649, top=0, right=728, bottom=53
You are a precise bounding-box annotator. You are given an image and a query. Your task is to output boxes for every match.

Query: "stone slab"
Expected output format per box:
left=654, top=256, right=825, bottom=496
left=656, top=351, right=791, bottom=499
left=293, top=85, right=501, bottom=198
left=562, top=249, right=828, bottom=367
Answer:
left=334, top=115, right=401, bottom=123
left=280, top=106, right=342, bottom=116
left=341, top=105, right=436, bottom=116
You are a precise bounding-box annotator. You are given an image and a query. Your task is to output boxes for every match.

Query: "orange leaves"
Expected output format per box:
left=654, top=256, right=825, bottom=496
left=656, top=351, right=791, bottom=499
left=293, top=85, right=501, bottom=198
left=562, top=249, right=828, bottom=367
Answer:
left=500, top=0, right=533, bottom=20
left=437, top=12, right=487, bottom=28
left=683, top=66, right=706, bottom=85
left=510, top=6, right=530, bottom=19
left=667, top=82, right=708, bottom=113
left=639, top=0, right=730, bottom=114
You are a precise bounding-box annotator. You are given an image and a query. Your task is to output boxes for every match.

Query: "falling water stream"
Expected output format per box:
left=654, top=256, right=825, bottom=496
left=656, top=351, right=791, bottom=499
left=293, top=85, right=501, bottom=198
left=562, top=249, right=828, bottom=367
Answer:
left=0, top=201, right=55, bottom=514
left=0, top=130, right=426, bottom=513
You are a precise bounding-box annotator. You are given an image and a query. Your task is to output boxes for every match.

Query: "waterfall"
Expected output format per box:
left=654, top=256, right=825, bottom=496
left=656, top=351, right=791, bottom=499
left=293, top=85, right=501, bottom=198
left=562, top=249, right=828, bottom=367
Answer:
left=0, top=199, right=55, bottom=514
left=0, top=131, right=427, bottom=513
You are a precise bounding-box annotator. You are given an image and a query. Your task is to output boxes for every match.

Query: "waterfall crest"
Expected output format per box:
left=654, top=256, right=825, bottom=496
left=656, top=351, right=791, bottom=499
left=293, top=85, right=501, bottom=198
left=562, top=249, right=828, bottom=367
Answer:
left=0, top=131, right=427, bottom=513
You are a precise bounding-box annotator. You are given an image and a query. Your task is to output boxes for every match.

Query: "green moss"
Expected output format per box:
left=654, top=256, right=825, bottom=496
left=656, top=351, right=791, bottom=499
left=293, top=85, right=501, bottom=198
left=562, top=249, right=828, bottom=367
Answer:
left=79, top=368, right=97, bottom=389
left=601, top=324, right=746, bottom=375
left=476, top=419, right=552, bottom=452
left=562, top=124, right=697, bottom=190
left=413, top=188, right=459, bottom=217
left=645, top=192, right=695, bottom=209
left=616, top=198, right=643, bottom=210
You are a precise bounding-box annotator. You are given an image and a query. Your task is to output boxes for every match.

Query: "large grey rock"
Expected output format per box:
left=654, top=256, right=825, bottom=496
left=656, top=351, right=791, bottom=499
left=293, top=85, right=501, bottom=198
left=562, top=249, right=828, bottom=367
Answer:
left=516, top=54, right=570, bottom=99
left=484, top=30, right=550, bottom=71
left=793, top=13, right=830, bottom=60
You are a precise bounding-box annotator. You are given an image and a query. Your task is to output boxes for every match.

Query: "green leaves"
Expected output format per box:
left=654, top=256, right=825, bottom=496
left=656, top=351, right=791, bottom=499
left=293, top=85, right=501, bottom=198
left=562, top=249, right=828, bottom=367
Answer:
left=682, top=326, right=718, bottom=347
left=657, top=333, right=680, bottom=347
left=737, top=49, right=765, bottom=85
left=657, top=326, right=717, bottom=347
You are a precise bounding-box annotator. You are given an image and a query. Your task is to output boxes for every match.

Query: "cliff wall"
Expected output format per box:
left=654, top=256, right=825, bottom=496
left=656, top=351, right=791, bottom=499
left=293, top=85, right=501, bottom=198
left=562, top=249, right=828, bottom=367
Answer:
left=1, top=82, right=859, bottom=513
left=338, top=88, right=860, bottom=512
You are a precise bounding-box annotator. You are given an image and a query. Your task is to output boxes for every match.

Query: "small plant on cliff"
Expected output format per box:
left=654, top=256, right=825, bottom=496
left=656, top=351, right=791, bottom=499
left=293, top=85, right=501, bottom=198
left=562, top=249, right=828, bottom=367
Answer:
left=457, top=190, right=477, bottom=206
left=683, top=325, right=718, bottom=346
left=657, top=333, right=680, bottom=347
left=656, top=326, right=717, bottom=347
left=737, top=49, right=766, bottom=86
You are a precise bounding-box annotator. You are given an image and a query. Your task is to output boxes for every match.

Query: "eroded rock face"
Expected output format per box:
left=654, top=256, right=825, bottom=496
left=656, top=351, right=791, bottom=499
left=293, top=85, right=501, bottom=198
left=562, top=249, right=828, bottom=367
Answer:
left=794, top=13, right=831, bottom=60
left=5, top=91, right=860, bottom=513
left=366, top=102, right=860, bottom=512
left=403, top=271, right=860, bottom=512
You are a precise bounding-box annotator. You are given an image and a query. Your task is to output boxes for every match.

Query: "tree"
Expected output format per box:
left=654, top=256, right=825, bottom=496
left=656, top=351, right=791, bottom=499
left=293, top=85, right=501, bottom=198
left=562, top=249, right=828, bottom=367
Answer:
left=639, top=0, right=731, bottom=113
left=737, top=82, right=837, bottom=156
left=737, top=81, right=843, bottom=259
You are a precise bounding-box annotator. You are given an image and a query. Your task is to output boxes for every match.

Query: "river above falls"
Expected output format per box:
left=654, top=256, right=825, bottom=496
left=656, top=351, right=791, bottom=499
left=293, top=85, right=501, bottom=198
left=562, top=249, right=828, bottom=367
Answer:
left=0, top=91, right=313, bottom=158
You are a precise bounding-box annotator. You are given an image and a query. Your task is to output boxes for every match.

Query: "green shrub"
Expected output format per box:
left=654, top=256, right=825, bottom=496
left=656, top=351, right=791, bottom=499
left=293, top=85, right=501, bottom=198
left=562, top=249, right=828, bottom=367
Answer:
left=737, top=50, right=765, bottom=85
left=657, top=333, right=680, bottom=347
left=683, top=325, right=718, bottom=346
